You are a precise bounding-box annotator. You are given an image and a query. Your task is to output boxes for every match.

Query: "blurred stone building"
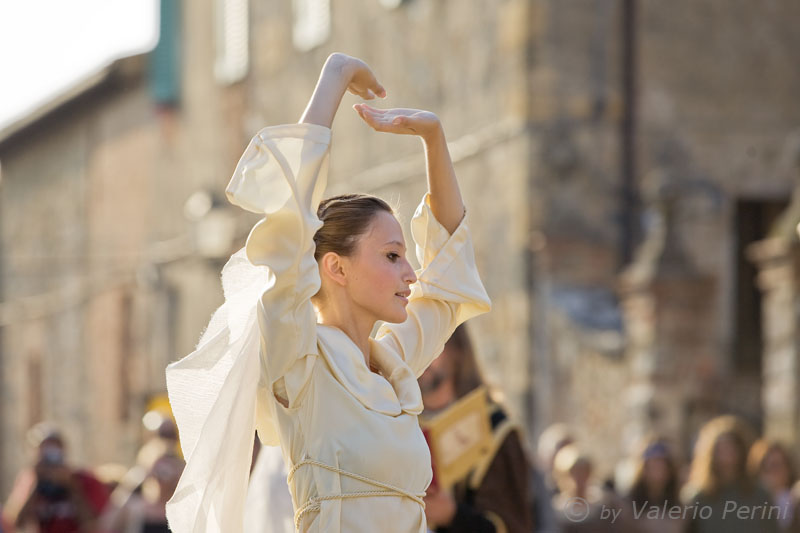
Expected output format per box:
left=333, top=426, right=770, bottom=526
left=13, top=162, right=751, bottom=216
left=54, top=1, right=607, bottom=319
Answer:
left=1, top=0, right=799, bottom=494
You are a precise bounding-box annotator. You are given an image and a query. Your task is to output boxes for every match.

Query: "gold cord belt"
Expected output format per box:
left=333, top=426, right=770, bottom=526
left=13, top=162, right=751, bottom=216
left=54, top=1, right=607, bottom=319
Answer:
left=287, top=458, right=426, bottom=530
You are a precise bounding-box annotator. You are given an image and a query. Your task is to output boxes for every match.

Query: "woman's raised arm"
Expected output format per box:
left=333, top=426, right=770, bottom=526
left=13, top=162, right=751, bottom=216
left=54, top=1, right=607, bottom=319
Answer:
left=357, top=105, right=489, bottom=375
left=301, top=53, right=386, bottom=128
left=353, top=105, right=465, bottom=234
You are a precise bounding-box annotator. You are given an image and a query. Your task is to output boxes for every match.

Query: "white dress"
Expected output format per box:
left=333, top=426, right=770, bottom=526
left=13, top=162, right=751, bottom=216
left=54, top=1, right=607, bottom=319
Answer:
left=243, top=444, right=293, bottom=533
left=165, top=123, right=491, bottom=533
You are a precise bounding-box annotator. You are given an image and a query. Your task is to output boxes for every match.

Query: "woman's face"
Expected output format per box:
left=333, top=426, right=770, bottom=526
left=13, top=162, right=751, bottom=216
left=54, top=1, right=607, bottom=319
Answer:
left=713, top=434, right=742, bottom=481
left=344, top=211, right=417, bottom=324
left=643, top=456, right=670, bottom=488
left=419, top=344, right=457, bottom=411
left=761, top=448, right=791, bottom=492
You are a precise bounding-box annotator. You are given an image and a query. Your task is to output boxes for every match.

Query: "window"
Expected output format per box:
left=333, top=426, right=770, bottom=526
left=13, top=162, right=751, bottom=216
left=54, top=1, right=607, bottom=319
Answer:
left=292, top=0, right=330, bottom=52
left=733, top=199, right=788, bottom=373
left=215, top=0, right=249, bottom=84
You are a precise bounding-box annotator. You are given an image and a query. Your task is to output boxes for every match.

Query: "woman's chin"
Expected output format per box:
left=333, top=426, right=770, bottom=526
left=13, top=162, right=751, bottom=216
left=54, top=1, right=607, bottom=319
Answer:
left=382, top=308, right=408, bottom=324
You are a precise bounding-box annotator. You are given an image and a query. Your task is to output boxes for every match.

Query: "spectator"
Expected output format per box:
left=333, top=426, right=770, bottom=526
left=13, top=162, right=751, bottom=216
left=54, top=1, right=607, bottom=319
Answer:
left=748, top=439, right=797, bottom=530
left=626, top=437, right=686, bottom=533
left=683, top=415, right=778, bottom=533
left=536, top=423, right=575, bottom=533
left=419, top=324, right=535, bottom=532
left=136, top=418, right=180, bottom=470
left=100, top=443, right=183, bottom=533
left=538, top=424, right=575, bottom=493
left=551, top=444, right=630, bottom=533
left=3, top=423, right=109, bottom=533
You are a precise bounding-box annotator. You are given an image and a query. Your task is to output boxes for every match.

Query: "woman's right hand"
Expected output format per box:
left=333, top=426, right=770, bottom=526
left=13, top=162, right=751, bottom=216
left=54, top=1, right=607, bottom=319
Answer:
left=328, top=53, right=386, bottom=100
left=301, top=53, right=385, bottom=127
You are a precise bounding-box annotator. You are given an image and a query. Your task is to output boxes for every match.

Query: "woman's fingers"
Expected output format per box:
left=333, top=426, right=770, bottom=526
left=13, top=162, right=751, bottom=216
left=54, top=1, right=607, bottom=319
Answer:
left=353, top=106, right=389, bottom=131
left=356, top=107, right=387, bottom=130
left=348, top=87, right=370, bottom=99
left=354, top=105, right=422, bottom=134
left=353, top=104, right=434, bottom=138
left=356, top=103, right=387, bottom=115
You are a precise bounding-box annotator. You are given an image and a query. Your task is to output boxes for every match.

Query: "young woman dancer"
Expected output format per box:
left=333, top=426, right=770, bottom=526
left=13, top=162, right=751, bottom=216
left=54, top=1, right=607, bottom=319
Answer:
left=165, top=53, right=491, bottom=533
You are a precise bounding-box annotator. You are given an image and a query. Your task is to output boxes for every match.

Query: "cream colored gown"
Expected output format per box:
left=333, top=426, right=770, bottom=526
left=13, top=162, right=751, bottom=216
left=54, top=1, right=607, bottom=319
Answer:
left=165, top=123, right=491, bottom=533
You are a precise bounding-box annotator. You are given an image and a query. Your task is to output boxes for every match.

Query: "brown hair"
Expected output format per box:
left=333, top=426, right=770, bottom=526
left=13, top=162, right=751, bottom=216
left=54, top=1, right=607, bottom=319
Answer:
left=313, top=194, right=394, bottom=262
left=628, top=435, right=681, bottom=507
left=747, top=439, right=796, bottom=488
left=445, top=323, right=484, bottom=399
left=685, top=415, right=756, bottom=498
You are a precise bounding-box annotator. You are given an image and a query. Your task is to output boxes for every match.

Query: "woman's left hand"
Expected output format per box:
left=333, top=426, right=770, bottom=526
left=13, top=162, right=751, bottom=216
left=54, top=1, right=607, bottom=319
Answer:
left=353, top=104, right=441, bottom=140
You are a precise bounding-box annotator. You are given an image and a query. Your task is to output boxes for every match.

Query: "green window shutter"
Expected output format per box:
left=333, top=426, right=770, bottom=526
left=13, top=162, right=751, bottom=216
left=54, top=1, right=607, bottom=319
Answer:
left=149, top=0, right=181, bottom=106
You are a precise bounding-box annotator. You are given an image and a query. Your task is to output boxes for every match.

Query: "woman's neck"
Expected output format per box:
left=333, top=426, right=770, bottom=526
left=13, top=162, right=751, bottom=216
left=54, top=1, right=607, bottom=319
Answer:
left=316, top=304, right=375, bottom=367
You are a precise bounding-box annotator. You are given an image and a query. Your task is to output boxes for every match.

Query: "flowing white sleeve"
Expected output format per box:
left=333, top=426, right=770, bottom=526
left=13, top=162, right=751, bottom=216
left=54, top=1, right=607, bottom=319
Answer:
left=375, top=192, right=492, bottom=377
left=165, top=123, right=331, bottom=533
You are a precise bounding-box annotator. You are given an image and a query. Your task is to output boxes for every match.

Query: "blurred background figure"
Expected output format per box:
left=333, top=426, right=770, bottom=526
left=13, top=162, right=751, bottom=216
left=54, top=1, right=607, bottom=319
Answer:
left=625, top=437, right=685, bottom=533
left=136, top=417, right=181, bottom=471
left=551, top=444, right=630, bottom=533
left=243, top=444, right=293, bottom=533
left=99, top=441, right=183, bottom=533
left=2, top=423, right=109, bottom=533
left=538, top=424, right=576, bottom=495
left=418, top=324, right=535, bottom=532
left=747, top=439, right=799, bottom=532
left=535, top=423, right=576, bottom=532
left=93, top=464, right=130, bottom=502
left=683, top=415, right=778, bottom=533
left=97, top=411, right=182, bottom=532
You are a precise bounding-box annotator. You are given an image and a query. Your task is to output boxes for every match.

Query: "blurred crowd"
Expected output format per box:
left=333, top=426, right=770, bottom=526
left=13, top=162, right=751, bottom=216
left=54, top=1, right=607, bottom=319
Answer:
left=415, top=325, right=800, bottom=533
left=535, top=417, right=800, bottom=533
left=2, top=324, right=800, bottom=533
left=1, top=420, right=183, bottom=533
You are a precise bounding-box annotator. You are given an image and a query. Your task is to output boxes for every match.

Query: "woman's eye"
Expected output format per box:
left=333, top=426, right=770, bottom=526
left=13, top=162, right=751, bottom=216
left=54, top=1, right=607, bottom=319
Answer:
left=387, top=253, right=399, bottom=262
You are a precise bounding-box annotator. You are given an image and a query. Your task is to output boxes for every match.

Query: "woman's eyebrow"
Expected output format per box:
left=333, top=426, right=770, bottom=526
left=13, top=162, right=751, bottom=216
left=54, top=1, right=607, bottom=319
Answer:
left=384, top=240, right=406, bottom=250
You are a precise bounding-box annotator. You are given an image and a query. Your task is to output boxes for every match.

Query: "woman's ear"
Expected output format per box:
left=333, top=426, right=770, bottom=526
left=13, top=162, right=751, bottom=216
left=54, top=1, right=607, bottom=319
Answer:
left=320, top=251, right=347, bottom=287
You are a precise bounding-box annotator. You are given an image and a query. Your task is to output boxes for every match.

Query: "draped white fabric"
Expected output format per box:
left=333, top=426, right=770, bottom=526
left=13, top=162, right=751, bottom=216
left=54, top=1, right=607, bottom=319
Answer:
left=243, top=444, right=294, bottom=533
left=165, top=248, right=269, bottom=533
